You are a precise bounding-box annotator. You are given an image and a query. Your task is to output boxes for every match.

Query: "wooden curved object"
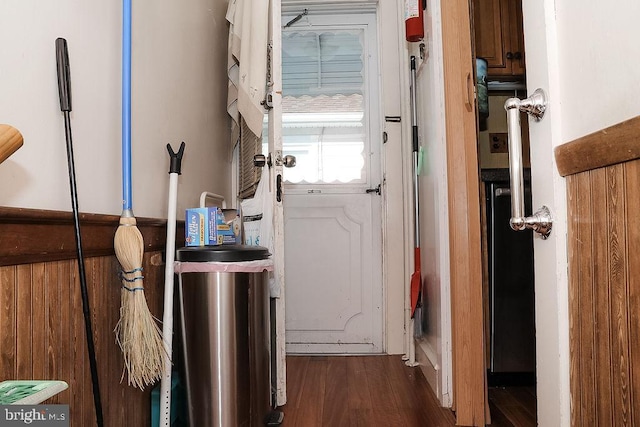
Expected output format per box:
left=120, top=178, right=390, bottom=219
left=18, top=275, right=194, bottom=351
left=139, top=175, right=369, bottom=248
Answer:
left=0, top=124, right=23, bottom=164
left=554, top=115, right=640, bottom=176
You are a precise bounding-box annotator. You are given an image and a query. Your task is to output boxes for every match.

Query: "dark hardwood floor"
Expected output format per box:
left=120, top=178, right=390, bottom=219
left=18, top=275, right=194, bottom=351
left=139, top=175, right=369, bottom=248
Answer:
left=280, top=355, right=456, bottom=427
left=488, top=386, right=537, bottom=427
left=280, top=355, right=536, bottom=427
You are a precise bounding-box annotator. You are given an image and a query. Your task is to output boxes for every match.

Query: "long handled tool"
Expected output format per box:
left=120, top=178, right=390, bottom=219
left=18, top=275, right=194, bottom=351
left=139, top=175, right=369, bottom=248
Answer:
left=55, top=37, right=104, bottom=426
left=409, top=55, right=421, bottom=318
left=113, top=0, right=166, bottom=389
left=160, top=141, right=185, bottom=426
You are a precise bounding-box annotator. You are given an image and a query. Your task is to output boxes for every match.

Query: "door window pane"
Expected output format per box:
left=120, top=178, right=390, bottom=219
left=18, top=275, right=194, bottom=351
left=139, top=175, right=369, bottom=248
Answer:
left=280, top=30, right=367, bottom=184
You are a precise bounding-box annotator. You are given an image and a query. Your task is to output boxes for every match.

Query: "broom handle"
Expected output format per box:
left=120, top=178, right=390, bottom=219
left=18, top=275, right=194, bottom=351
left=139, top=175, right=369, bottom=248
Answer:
left=160, top=142, right=185, bottom=426
left=160, top=173, right=178, bottom=427
left=122, top=0, right=132, bottom=212
left=56, top=37, right=105, bottom=427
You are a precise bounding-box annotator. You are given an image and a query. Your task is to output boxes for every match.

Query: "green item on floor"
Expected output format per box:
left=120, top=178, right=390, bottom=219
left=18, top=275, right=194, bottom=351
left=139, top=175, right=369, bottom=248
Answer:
left=151, top=372, right=186, bottom=427
left=0, top=380, right=68, bottom=405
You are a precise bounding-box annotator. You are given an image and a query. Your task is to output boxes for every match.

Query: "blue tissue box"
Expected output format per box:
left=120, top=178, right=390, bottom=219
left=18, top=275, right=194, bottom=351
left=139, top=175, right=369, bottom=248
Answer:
left=185, top=207, right=230, bottom=246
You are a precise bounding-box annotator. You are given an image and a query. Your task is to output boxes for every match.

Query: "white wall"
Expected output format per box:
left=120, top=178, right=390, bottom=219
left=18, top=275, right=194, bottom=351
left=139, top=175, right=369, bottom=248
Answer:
left=412, top=0, right=452, bottom=406
left=523, top=0, right=640, bottom=425
left=0, top=0, right=232, bottom=219
left=556, top=0, right=640, bottom=140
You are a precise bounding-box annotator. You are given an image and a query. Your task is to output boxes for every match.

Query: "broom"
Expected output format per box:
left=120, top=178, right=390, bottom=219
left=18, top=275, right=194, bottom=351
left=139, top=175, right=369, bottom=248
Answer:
left=113, top=0, right=166, bottom=389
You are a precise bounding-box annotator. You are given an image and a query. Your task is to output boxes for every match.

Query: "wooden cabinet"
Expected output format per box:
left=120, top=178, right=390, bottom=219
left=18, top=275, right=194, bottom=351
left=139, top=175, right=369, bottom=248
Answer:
left=473, top=0, right=525, bottom=78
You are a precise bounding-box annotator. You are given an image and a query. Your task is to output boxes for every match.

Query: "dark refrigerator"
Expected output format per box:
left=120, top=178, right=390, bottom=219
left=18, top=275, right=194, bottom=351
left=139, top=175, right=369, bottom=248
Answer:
left=486, top=177, right=536, bottom=386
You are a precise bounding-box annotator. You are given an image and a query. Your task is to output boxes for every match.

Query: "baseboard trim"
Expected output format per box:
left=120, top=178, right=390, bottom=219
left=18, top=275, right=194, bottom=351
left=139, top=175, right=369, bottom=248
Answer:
left=415, top=338, right=444, bottom=404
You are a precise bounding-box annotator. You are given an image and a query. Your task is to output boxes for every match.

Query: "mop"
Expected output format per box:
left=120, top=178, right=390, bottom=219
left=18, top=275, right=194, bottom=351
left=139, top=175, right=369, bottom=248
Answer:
left=409, top=55, right=422, bottom=318
left=160, top=142, right=185, bottom=426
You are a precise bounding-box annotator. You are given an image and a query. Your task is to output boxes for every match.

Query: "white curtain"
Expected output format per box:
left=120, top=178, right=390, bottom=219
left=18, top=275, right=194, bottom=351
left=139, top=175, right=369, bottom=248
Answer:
left=227, top=0, right=269, bottom=145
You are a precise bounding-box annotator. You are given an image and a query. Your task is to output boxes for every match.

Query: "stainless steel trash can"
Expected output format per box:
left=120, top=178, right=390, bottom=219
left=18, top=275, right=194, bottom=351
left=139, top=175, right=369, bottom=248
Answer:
left=175, top=245, right=272, bottom=427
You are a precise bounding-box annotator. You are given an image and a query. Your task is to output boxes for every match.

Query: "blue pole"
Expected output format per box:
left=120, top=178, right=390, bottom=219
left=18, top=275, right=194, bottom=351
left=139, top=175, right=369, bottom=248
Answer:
left=122, top=0, right=132, bottom=212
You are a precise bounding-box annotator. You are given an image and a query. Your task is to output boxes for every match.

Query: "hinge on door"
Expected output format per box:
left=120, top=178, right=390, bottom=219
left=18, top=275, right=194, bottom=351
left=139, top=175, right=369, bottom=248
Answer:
left=262, top=43, right=274, bottom=110
left=262, top=92, right=274, bottom=110
left=266, top=43, right=272, bottom=85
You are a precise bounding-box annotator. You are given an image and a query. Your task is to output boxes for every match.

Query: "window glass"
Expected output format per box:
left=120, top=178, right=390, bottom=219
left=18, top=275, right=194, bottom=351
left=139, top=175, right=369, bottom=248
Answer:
left=277, top=29, right=367, bottom=185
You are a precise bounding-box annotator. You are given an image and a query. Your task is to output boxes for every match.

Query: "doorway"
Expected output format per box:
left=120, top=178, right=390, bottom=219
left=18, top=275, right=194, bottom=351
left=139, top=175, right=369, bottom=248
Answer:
left=279, top=11, right=384, bottom=354
left=472, top=0, right=538, bottom=424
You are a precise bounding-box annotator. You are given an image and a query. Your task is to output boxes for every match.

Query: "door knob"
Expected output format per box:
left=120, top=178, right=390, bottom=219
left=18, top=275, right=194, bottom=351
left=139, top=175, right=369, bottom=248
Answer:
left=283, top=155, right=296, bottom=168
left=504, top=88, right=552, bottom=239
left=273, top=152, right=296, bottom=168
left=261, top=152, right=296, bottom=169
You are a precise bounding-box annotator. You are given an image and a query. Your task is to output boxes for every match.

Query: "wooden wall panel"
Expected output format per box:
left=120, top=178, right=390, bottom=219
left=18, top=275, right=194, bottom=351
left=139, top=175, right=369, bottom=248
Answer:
left=0, top=207, right=177, bottom=427
left=0, top=255, right=164, bottom=426
left=567, top=173, right=580, bottom=426
left=58, top=261, right=72, bottom=407
left=32, top=263, right=47, bottom=381
left=566, top=159, right=640, bottom=427
left=576, top=171, right=596, bottom=425
left=69, top=260, right=86, bottom=424
left=16, top=265, right=32, bottom=379
left=626, top=161, right=640, bottom=424
left=0, top=266, right=16, bottom=379
left=607, top=164, right=632, bottom=426
left=591, top=168, right=614, bottom=427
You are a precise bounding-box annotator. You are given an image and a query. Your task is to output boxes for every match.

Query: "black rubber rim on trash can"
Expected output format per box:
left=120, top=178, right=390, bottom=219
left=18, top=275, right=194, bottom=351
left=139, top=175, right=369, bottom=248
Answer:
left=176, top=245, right=271, bottom=263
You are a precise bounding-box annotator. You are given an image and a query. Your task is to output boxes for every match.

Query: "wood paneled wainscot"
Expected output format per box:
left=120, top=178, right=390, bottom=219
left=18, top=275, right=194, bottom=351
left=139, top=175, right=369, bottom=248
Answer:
left=555, top=115, right=640, bottom=426
left=0, top=207, right=177, bottom=427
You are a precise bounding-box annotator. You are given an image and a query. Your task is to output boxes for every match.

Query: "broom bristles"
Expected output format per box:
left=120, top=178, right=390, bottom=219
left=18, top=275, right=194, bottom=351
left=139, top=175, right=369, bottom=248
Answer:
left=114, top=216, right=143, bottom=271
left=114, top=215, right=167, bottom=389
left=115, top=289, right=167, bottom=389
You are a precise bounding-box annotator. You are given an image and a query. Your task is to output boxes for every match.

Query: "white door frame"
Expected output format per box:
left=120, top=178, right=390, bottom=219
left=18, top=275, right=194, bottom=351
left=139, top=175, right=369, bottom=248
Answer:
left=407, top=5, right=454, bottom=406
left=521, top=1, right=570, bottom=425
left=376, top=0, right=415, bottom=359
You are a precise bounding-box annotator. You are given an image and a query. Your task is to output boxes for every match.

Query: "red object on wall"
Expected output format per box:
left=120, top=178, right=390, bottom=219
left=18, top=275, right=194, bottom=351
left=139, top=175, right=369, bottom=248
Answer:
left=405, top=0, right=424, bottom=42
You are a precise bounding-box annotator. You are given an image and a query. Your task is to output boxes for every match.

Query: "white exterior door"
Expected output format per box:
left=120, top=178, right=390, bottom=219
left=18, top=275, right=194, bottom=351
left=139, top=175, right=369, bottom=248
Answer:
left=280, top=12, right=383, bottom=353
left=266, top=0, right=287, bottom=406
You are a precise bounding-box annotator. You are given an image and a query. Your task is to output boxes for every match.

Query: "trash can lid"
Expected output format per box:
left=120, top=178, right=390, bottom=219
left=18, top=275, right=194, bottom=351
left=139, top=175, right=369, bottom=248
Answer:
left=176, top=245, right=270, bottom=263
